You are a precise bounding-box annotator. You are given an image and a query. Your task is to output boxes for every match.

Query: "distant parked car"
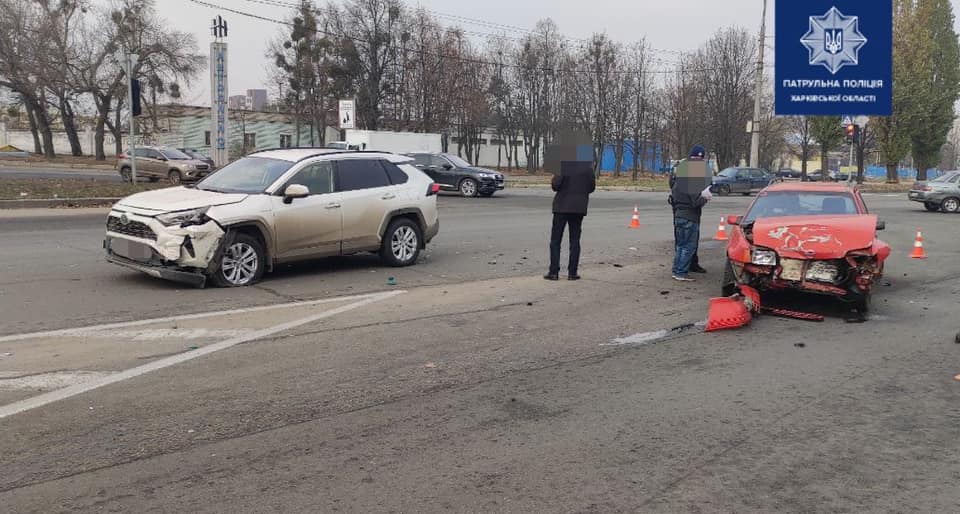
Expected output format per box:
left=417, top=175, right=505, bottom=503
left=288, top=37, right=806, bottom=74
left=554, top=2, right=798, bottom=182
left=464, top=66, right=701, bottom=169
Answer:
left=806, top=169, right=827, bottom=182
left=405, top=152, right=505, bottom=197
left=324, top=141, right=361, bottom=151
left=777, top=168, right=801, bottom=179
left=710, top=167, right=778, bottom=196
left=908, top=170, right=960, bottom=212
left=178, top=148, right=216, bottom=169
left=116, top=146, right=214, bottom=184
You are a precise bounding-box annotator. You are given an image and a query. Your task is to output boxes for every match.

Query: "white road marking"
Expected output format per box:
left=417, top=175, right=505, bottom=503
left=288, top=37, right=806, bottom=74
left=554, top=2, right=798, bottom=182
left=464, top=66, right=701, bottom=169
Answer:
left=79, top=329, right=254, bottom=341
left=0, top=371, right=113, bottom=390
left=0, top=292, right=388, bottom=343
left=0, top=290, right=405, bottom=420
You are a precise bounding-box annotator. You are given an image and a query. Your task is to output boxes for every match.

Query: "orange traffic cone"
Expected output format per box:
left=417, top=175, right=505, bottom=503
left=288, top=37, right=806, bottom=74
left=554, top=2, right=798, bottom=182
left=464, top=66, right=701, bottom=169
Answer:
left=713, top=217, right=728, bottom=241
left=910, top=229, right=927, bottom=259
left=629, top=206, right=641, bottom=229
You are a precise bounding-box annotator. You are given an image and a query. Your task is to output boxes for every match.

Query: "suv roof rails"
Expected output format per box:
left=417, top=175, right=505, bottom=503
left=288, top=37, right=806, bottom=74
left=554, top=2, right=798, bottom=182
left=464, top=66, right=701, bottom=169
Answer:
left=246, top=148, right=402, bottom=163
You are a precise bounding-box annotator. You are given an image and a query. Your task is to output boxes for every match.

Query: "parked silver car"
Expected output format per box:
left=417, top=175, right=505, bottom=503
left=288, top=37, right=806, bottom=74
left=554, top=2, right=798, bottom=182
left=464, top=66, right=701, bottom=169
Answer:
left=116, top=146, right=214, bottom=184
left=908, top=171, right=960, bottom=212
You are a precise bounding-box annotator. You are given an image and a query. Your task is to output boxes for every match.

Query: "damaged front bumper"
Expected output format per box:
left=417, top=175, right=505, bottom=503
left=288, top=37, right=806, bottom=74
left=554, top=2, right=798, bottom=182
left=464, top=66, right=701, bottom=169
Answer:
left=104, top=209, right=226, bottom=286
left=732, top=255, right=879, bottom=300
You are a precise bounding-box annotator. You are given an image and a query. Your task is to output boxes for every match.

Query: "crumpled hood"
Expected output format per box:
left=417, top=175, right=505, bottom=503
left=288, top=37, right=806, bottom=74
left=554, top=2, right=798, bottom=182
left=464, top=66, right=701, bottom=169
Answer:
left=751, top=215, right=877, bottom=259
left=116, top=186, right=248, bottom=213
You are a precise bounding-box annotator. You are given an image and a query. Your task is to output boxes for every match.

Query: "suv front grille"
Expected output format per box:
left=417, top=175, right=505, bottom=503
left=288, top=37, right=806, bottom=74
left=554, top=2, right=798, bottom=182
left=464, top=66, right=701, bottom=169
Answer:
left=195, top=165, right=210, bottom=171
left=107, top=216, right=157, bottom=241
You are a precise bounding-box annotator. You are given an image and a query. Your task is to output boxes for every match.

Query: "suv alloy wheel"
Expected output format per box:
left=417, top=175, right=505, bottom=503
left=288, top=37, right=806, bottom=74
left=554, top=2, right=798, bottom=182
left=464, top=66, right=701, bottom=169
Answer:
left=212, top=233, right=266, bottom=287
left=381, top=218, right=421, bottom=266
left=459, top=178, right=478, bottom=197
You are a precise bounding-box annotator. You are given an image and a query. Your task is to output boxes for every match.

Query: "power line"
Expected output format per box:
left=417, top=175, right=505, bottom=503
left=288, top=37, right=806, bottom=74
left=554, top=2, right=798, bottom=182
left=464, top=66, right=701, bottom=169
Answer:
left=189, top=0, right=764, bottom=76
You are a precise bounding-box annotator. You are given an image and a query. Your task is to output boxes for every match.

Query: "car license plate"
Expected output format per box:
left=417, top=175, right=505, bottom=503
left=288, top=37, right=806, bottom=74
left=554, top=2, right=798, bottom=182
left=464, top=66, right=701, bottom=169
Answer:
left=110, top=238, right=153, bottom=262
left=780, top=259, right=805, bottom=282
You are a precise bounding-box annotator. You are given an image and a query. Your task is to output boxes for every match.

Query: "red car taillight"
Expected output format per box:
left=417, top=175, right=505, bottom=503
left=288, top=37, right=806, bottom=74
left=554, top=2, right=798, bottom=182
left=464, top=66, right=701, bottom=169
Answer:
left=426, top=183, right=440, bottom=196
left=119, top=152, right=127, bottom=159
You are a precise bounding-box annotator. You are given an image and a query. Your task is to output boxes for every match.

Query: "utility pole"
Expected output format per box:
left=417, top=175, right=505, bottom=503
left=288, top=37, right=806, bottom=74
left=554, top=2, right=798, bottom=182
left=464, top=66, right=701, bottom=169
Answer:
left=123, top=52, right=139, bottom=183
left=749, top=0, right=768, bottom=169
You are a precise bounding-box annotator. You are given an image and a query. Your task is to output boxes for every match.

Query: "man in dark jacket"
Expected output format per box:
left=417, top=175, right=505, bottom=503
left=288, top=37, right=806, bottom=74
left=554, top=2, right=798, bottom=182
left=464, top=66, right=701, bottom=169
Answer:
left=670, top=145, right=712, bottom=281
left=668, top=154, right=707, bottom=275
left=546, top=161, right=596, bottom=281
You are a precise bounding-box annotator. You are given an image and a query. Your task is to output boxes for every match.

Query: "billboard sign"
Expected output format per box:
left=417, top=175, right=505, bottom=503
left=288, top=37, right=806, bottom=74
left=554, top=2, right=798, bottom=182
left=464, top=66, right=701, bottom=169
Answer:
left=775, top=0, right=892, bottom=116
left=210, top=41, right=229, bottom=166
left=339, top=99, right=356, bottom=130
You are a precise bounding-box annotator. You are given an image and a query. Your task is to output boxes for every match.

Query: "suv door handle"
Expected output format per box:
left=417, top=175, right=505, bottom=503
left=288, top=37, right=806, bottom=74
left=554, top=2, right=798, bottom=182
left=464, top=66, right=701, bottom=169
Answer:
left=325, top=203, right=341, bottom=209
left=381, top=193, right=396, bottom=200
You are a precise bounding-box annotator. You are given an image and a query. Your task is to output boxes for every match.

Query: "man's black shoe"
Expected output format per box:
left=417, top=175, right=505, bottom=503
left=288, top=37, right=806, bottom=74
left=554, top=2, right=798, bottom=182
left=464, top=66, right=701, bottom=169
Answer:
left=568, top=275, right=581, bottom=281
left=690, top=265, right=707, bottom=274
left=544, top=274, right=559, bottom=281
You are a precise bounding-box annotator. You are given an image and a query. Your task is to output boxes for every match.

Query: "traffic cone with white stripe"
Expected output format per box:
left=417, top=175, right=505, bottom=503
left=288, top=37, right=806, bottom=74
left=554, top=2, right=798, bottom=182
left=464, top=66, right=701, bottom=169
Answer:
left=629, top=206, right=641, bottom=229
left=713, top=217, right=728, bottom=241
left=910, top=229, right=927, bottom=259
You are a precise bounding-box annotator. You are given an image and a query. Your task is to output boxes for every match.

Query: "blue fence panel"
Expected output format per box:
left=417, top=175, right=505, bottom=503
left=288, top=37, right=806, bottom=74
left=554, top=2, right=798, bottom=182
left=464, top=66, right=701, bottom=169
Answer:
left=599, top=142, right=664, bottom=174
left=864, top=166, right=941, bottom=180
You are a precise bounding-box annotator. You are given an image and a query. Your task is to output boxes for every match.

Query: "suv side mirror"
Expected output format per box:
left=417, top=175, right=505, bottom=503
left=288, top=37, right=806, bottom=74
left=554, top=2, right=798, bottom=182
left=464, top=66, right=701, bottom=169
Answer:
left=283, top=184, right=310, bottom=204
left=727, top=215, right=741, bottom=226
left=876, top=220, right=886, bottom=231
left=442, top=163, right=453, bottom=170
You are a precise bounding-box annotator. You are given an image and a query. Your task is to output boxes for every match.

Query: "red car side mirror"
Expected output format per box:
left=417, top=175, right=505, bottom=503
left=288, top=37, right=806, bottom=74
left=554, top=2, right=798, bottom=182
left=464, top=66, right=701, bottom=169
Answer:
left=727, top=215, right=741, bottom=226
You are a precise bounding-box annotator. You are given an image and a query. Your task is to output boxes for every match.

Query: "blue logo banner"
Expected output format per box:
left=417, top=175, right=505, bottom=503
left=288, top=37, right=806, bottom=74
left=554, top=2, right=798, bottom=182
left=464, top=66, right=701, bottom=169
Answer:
left=775, top=0, right=892, bottom=115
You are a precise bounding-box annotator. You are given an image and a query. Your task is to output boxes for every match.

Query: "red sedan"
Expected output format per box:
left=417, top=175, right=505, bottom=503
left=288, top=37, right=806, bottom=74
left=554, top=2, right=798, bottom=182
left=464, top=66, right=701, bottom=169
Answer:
left=722, top=182, right=891, bottom=313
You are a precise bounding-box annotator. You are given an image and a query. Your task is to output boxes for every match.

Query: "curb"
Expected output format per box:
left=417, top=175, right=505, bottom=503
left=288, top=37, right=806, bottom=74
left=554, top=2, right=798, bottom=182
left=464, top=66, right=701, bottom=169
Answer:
left=0, top=197, right=119, bottom=209
left=0, top=160, right=115, bottom=171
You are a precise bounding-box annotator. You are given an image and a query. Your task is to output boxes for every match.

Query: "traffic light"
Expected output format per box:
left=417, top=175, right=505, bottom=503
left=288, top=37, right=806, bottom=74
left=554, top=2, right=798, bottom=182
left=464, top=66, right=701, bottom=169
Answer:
left=845, top=123, right=859, bottom=141
left=131, top=79, right=142, bottom=117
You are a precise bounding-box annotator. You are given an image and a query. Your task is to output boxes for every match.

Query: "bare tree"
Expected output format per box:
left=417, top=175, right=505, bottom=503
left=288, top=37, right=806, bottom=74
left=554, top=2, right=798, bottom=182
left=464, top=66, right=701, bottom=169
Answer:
left=789, top=116, right=815, bottom=180
left=689, top=27, right=755, bottom=169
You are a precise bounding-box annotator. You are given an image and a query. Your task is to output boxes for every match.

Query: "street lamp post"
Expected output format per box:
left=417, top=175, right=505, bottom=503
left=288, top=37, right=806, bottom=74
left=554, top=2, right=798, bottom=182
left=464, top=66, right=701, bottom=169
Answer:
left=124, top=52, right=140, bottom=183
left=749, top=0, right=768, bottom=169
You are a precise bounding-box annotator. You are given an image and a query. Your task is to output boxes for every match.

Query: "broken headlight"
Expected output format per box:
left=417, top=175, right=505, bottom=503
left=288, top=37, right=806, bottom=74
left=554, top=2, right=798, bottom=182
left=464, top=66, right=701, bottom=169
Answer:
left=751, top=248, right=777, bottom=266
left=156, top=207, right=211, bottom=227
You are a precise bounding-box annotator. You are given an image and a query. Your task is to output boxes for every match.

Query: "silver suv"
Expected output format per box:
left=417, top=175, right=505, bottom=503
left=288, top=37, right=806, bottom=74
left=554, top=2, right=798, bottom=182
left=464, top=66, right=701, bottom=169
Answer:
left=117, top=146, right=213, bottom=184
left=104, top=149, right=440, bottom=287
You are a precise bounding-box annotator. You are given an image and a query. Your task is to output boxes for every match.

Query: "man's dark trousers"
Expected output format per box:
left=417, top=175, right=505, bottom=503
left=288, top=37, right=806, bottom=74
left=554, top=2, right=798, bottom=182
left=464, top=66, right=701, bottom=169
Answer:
left=549, top=213, right=584, bottom=277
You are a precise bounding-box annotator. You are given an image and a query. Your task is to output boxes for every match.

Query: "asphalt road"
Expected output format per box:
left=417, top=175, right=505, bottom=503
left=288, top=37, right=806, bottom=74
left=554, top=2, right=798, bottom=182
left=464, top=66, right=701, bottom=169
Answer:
left=1, top=189, right=959, bottom=512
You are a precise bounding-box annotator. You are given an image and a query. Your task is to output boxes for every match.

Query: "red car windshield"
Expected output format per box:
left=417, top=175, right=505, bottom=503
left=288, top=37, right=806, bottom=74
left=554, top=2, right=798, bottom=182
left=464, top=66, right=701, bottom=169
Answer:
left=744, top=191, right=860, bottom=223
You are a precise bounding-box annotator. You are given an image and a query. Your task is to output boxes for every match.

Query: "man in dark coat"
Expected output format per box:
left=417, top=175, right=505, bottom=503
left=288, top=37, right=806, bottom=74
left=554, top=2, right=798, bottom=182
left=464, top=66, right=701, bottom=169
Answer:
left=670, top=145, right=712, bottom=281
left=669, top=161, right=706, bottom=275
left=545, top=162, right=596, bottom=281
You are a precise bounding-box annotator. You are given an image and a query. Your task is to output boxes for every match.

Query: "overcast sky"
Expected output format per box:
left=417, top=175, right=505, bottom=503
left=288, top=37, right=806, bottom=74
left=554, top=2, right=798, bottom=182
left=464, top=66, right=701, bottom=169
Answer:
left=158, top=0, right=960, bottom=106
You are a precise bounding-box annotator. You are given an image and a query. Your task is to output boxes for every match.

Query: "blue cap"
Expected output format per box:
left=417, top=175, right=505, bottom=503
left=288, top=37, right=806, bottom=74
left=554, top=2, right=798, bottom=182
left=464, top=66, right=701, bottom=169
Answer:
left=689, top=145, right=706, bottom=160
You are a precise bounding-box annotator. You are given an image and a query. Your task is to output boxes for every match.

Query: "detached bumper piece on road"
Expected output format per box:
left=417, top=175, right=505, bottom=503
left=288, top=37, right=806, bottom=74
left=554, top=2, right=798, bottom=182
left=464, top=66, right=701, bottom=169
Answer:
left=706, top=284, right=825, bottom=333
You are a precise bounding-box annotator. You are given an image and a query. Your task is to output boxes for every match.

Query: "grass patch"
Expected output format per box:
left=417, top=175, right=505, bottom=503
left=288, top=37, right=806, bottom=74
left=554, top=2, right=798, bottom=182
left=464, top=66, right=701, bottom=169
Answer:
left=506, top=174, right=669, bottom=191
left=0, top=178, right=166, bottom=200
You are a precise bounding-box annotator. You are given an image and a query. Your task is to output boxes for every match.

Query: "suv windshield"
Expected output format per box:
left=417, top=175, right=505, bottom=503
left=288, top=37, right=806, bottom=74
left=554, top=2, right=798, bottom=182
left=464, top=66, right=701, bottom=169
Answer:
left=195, top=157, right=294, bottom=193
left=444, top=154, right=472, bottom=168
left=744, top=191, right=859, bottom=223
left=717, top=168, right=738, bottom=178
left=160, top=149, right=192, bottom=160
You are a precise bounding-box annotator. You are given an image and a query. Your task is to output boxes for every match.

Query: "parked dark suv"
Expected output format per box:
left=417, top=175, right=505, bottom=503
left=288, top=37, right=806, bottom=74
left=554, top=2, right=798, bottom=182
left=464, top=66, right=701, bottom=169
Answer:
left=405, top=152, right=505, bottom=197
